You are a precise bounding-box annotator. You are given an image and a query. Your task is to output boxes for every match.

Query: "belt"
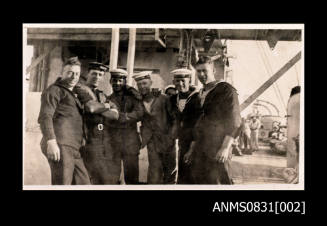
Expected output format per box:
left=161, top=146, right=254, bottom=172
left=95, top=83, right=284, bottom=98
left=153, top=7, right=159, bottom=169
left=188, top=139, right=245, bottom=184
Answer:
left=97, top=123, right=103, bottom=131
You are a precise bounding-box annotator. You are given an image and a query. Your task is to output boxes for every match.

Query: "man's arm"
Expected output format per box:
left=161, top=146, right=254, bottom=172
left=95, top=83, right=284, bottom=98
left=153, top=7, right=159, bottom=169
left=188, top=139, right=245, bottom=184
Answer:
left=74, top=84, right=118, bottom=119
left=37, top=86, right=61, bottom=161
left=101, top=101, right=119, bottom=120
left=216, top=84, right=242, bottom=162
left=118, top=86, right=144, bottom=123
left=119, top=99, right=144, bottom=123
left=84, top=100, right=110, bottom=114
left=74, top=84, right=109, bottom=114
left=165, top=95, right=178, bottom=139
left=38, top=86, right=60, bottom=141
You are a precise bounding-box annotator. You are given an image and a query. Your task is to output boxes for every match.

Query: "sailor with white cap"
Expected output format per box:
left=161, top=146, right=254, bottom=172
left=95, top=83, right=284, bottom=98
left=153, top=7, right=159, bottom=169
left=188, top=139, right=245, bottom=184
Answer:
left=169, top=68, right=202, bottom=184
left=164, top=85, right=177, bottom=97
left=133, top=71, right=177, bottom=184
left=106, top=68, right=144, bottom=184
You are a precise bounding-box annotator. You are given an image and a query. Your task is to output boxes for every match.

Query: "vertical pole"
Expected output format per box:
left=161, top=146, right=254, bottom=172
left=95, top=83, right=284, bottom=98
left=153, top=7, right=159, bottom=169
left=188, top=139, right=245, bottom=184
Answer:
left=37, top=41, right=44, bottom=92
left=109, top=28, right=120, bottom=70
left=28, top=44, right=39, bottom=92
left=127, top=28, right=136, bottom=86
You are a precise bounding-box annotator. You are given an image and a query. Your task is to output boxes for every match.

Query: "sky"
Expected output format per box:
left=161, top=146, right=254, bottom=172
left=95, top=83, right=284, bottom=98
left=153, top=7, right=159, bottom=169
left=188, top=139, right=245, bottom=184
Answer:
left=228, top=40, right=302, bottom=118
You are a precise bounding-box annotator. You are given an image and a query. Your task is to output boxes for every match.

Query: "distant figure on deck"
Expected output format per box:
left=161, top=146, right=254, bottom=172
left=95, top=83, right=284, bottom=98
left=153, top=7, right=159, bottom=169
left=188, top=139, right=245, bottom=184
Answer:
left=249, top=115, right=261, bottom=152
left=239, top=118, right=252, bottom=154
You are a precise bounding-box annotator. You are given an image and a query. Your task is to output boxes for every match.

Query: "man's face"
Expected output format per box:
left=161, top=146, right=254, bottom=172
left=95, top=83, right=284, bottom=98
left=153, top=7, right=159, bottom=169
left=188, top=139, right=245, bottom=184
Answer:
left=110, top=77, right=126, bottom=92
left=195, top=63, right=215, bottom=85
left=173, top=77, right=190, bottom=93
left=62, top=64, right=81, bottom=88
left=136, top=79, right=152, bottom=96
left=86, top=69, right=105, bottom=88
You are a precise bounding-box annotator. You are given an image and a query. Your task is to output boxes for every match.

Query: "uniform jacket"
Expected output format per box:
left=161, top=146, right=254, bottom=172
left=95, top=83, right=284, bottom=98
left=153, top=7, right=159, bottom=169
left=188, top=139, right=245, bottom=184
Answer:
left=170, top=87, right=202, bottom=150
left=140, top=93, right=177, bottom=152
left=38, top=78, right=84, bottom=152
left=73, top=83, right=118, bottom=145
left=193, top=81, right=242, bottom=159
left=107, top=86, right=143, bottom=130
left=104, top=86, right=143, bottom=155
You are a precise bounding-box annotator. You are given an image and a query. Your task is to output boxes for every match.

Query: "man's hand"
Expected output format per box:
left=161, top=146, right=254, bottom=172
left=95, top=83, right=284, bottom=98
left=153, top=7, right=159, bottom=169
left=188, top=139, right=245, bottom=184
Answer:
left=184, top=141, right=196, bottom=165
left=183, top=150, right=193, bottom=165
left=215, top=147, right=230, bottom=163
left=47, top=139, right=60, bottom=162
left=104, top=102, right=111, bottom=109
left=215, top=135, right=234, bottom=163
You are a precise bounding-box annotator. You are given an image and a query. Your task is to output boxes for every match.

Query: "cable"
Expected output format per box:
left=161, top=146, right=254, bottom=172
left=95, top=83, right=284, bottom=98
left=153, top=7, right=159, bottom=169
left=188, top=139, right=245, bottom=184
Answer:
left=260, top=42, right=287, bottom=112
left=256, top=41, right=286, bottom=115
left=256, top=42, right=282, bottom=107
left=257, top=41, right=287, bottom=113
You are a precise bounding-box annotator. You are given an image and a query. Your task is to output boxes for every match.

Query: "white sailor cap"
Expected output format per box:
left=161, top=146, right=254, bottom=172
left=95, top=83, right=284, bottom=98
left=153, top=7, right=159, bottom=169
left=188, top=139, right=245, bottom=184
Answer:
left=164, top=85, right=176, bottom=93
left=133, top=71, right=152, bottom=81
left=109, top=68, right=128, bottom=78
left=170, top=68, right=192, bottom=78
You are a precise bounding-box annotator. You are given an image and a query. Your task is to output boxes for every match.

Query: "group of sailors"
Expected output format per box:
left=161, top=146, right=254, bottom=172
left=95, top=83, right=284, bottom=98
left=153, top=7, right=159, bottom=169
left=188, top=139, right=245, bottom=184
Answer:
left=38, top=55, right=242, bottom=185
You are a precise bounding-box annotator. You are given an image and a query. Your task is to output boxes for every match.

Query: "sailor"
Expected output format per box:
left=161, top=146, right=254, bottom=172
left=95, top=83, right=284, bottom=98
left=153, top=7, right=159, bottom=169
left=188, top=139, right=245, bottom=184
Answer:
left=133, top=71, right=177, bottom=184
left=169, top=68, right=202, bottom=184
left=74, top=62, right=121, bottom=184
left=107, top=68, right=144, bottom=184
left=164, top=85, right=177, bottom=97
left=38, top=57, right=91, bottom=185
left=187, top=56, right=242, bottom=184
left=249, top=115, right=261, bottom=152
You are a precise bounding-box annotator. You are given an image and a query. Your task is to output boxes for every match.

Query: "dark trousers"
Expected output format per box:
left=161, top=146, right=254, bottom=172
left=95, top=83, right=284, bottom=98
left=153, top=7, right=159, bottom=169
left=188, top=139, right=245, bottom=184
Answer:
left=177, top=142, right=194, bottom=184
left=83, top=144, right=121, bottom=185
left=48, top=145, right=91, bottom=185
left=147, top=140, right=176, bottom=184
left=121, top=153, right=139, bottom=184
left=108, top=128, right=141, bottom=184
left=191, top=151, right=233, bottom=184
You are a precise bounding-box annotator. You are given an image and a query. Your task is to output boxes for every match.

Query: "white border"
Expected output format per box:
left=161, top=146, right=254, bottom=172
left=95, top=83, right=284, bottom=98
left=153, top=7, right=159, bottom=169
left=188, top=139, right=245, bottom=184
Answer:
left=23, top=24, right=305, bottom=190
left=23, top=24, right=303, bottom=29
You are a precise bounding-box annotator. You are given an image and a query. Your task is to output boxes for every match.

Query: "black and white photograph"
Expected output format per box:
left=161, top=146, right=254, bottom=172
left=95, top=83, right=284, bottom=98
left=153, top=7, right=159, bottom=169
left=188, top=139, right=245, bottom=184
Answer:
left=22, top=24, right=304, bottom=190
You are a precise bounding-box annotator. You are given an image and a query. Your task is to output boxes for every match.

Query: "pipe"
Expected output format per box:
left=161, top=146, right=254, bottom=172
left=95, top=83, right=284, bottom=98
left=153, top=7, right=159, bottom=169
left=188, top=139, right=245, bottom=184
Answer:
left=109, top=28, right=120, bottom=70
left=127, top=28, right=136, bottom=86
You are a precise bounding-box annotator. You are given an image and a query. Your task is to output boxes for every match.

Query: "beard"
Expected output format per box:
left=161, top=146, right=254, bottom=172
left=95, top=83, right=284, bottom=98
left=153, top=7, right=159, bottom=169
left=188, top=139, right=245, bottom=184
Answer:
left=140, top=87, right=151, bottom=96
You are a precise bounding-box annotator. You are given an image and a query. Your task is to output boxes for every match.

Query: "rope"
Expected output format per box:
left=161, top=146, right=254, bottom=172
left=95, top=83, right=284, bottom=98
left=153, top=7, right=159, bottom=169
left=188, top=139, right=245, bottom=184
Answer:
left=260, top=42, right=287, bottom=112
left=256, top=41, right=287, bottom=113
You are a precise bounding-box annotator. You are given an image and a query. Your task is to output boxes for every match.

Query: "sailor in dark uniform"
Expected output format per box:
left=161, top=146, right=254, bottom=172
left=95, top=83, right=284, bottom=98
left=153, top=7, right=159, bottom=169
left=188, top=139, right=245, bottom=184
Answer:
left=74, top=62, right=121, bottom=184
left=169, top=68, right=202, bottom=184
left=38, top=57, right=91, bottom=185
left=187, top=56, right=242, bottom=184
left=133, top=71, right=177, bottom=184
left=107, top=69, right=144, bottom=184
